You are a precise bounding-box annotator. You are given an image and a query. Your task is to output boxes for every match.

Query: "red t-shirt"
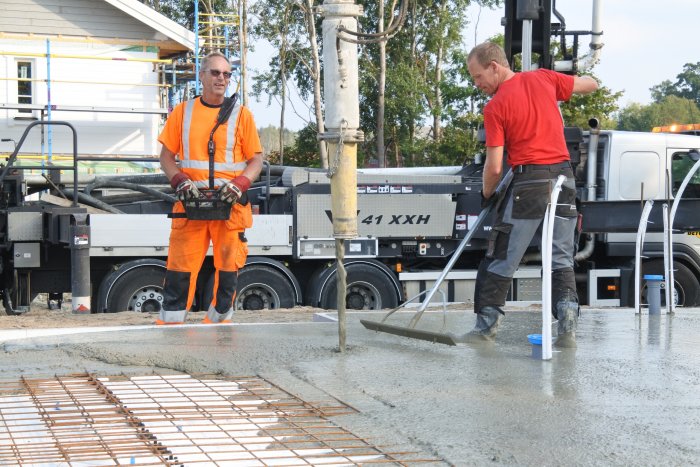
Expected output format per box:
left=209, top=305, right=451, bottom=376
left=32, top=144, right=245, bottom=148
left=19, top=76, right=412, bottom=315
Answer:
left=484, top=69, right=574, bottom=167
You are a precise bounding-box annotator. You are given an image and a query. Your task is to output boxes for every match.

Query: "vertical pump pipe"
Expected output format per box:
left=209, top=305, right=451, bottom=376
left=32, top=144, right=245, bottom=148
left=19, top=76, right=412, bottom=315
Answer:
left=46, top=39, right=52, bottom=163
left=517, top=0, right=539, bottom=71
left=578, top=0, right=604, bottom=72
left=575, top=118, right=601, bottom=262
left=319, top=0, right=364, bottom=352
left=321, top=0, right=362, bottom=239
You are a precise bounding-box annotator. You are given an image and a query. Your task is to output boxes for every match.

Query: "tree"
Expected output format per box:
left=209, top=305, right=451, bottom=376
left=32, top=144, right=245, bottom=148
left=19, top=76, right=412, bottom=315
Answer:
left=265, top=124, right=321, bottom=167
left=249, top=0, right=327, bottom=168
left=139, top=0, right=229, bottom=30
left=650, top=62, right=700, bottom=107
left=560, top=81, right=622, bottom=130
left=616, top=95, right=700, bottom=132
left=357, top=0, right=486, bottom=167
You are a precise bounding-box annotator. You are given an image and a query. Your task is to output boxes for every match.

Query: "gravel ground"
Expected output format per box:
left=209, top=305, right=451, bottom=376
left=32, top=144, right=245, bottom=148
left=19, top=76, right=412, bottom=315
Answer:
left=0, top=294, right=326, bottom=329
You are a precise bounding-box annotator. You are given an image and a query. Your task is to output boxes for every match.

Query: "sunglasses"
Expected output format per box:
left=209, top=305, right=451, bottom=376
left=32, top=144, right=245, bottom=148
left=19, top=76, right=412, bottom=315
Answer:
left=207, top=69, right=232, bottom=79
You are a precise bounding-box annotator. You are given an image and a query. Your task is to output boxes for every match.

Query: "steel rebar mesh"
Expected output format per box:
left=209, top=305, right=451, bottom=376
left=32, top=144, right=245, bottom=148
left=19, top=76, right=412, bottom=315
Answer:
left=0, top=373, right=440, bottom=466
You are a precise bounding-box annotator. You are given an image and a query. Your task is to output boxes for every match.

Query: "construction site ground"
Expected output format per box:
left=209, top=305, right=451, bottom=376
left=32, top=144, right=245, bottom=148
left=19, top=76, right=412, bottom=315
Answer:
left=0, top=300, right=699, bottom=466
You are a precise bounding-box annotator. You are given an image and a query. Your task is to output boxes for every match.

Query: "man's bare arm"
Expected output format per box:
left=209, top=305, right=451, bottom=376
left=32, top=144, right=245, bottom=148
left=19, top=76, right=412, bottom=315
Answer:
left=482, top=146, right=504, bottom=199
left=241, top=153, right=263, bottom=183
left=572, top=76, right=598, bottom=95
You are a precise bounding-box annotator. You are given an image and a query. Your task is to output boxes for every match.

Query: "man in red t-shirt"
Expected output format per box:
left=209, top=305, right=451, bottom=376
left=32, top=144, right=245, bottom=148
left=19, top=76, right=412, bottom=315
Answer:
left=457, top=42, right=598, bottom=347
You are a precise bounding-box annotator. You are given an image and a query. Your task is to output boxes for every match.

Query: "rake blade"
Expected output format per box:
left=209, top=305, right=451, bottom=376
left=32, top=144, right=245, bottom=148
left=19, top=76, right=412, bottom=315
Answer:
left=360, top=319, right=457, bottom=346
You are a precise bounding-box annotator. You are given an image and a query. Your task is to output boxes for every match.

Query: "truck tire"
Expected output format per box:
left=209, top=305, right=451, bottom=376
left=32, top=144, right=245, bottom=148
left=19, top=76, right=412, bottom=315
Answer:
left=96, top=260, right=166, bottom=313
left=642, top=260, right=700, bottom=307
left=307, top=261, right=401, bottom=310
left=234, top=264, right=297, bottom=310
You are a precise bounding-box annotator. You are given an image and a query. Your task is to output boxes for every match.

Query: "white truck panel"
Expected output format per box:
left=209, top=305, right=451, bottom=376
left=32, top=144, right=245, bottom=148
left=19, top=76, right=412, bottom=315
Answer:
left=88, top=213, right=293, bottom=256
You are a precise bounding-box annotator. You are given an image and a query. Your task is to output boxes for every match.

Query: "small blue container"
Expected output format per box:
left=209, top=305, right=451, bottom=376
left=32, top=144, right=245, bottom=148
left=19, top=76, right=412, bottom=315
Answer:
left=527, top=334, right=543, bottom=345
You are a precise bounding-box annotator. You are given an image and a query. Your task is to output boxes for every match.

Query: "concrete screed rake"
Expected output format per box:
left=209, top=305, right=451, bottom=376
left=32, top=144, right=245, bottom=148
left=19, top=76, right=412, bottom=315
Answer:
left=361, top=169, right=514, bottom=345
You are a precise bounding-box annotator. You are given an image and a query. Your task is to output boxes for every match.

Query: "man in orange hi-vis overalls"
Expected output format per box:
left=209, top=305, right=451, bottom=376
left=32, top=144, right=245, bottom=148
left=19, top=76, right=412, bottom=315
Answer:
left=157, top=51, right=263, bottom=325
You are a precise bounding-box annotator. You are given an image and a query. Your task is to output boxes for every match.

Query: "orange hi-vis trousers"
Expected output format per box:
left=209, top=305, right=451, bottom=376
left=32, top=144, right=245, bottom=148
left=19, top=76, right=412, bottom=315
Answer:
left=159, top=208, right=248, bottom=325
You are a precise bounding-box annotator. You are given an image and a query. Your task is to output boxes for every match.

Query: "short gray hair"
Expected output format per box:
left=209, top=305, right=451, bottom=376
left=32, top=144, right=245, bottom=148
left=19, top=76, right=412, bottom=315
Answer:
left=200, top=51, right=230, bottom=71
left=468, top=42, right=509, bottom=68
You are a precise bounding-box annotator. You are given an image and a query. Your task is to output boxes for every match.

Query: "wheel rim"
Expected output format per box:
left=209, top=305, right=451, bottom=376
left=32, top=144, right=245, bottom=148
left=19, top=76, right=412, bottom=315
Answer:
left=237, top=283, right=282, bottom=310
left=346, top=281, right=382, bottom=310
left=645, top=281, right=683, bottom=306
left=664, top=281, right=682, bottom=306
left=127, top=286, right=164, bottom=312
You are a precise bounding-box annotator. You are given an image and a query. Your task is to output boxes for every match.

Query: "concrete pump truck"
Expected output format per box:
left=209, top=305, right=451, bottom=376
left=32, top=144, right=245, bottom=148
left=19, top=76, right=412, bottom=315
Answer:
left=1, top=0, right=700, bottom=317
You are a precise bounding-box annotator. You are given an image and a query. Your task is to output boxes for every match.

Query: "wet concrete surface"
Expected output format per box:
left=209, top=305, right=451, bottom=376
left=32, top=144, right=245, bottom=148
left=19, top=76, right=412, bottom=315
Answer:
left=1, top=308, right=699, bottom=466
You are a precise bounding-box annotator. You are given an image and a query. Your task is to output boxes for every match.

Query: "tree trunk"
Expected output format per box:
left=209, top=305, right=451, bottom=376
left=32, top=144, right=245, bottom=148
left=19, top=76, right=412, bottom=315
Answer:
left=304, top=0, right=328, bottom=169
left=393, top=127, right=401, bottom=167
left=376, top=0, right=386, bottom=167
left=432, top=1, right=446, bottom=142
left=433, top=40, right=443, bottom=141
left=239, top=0, right=248, bottom=105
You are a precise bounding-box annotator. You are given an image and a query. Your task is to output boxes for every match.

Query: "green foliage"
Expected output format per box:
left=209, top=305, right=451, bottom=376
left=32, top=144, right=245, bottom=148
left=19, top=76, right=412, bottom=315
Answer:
left=265, top=124, right=320, bottom=167
left=561, top=82, right=622, bottom=130
left=650, top=62, right=700, bottom=107
left=357, top=0, right=489, bottom=167
left=616, top=96, right=700, bottom=132
left=258, top=125, right=296, bottom=155
left=139, top=0, right=230, bottom=29
left=249, top=1, right=312, bottom=104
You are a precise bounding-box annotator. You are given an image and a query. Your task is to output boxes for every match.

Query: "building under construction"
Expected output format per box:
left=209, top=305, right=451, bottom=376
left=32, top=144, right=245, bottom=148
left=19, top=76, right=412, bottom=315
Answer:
left=0, top=0, right=242, bottom=168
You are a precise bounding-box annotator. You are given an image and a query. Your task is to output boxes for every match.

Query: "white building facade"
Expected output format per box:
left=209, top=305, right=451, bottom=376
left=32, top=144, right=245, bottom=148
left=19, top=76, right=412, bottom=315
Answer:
left=0, top=0, right=194, bottom=160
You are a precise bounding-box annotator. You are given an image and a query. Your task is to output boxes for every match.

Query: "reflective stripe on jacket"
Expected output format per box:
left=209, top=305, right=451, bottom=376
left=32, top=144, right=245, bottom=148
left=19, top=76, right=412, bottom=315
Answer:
left=180, top=99, right=248, bottom=189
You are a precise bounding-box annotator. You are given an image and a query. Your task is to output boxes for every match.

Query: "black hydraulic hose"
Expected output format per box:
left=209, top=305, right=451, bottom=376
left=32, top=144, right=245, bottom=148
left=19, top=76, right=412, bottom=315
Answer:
left=83, top=173, right=168, bottom=194
left=60, top=190, right=124, bottom=214
left=83, top=179, right=176, bottom=204
left=94, top=173, right=169, bottom=185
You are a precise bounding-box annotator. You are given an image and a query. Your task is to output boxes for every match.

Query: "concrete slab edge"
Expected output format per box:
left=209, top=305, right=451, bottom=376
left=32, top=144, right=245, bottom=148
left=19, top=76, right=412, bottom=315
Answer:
left=0, top=321, right=306, bottom=344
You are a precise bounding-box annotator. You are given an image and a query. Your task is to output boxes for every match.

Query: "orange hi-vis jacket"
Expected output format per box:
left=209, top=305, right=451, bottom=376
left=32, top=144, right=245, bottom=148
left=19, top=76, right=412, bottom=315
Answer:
left=158, top=97, right=262, bottom=230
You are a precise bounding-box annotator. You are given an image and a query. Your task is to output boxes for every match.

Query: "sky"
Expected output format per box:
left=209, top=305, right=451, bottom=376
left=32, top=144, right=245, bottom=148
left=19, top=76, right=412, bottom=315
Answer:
left=246, top=0, right=700, bottom=130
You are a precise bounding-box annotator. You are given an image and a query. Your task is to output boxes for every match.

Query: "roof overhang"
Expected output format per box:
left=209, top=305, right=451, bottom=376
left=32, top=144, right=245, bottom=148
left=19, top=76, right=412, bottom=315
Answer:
left=103, top=0, right=195, bottom=55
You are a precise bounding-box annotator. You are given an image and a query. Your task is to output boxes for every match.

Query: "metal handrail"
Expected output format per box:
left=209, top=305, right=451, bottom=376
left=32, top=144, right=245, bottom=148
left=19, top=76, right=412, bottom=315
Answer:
left=0, top=120, right=79, bottom=207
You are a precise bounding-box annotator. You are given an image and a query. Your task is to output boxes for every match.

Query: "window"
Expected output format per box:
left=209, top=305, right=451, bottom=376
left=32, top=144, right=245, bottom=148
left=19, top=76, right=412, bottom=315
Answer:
left=17, top=61, right=33, bottom=113
left=671, top=151, right=700, bottom=199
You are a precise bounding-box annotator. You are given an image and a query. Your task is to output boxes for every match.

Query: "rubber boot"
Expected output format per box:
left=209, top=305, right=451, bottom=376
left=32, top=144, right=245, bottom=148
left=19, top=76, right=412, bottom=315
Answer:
left=450, top=306, right=503, bottom=344
left=554, top=299, right=578, bottom=348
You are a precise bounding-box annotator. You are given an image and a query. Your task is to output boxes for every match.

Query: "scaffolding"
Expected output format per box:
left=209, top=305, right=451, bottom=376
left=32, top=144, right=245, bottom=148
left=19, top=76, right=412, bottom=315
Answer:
left=0, top=39, right=169, bottom=173
left=1, top=2, right=247, bottom=167
left=157, top=5, right=244, bottom=111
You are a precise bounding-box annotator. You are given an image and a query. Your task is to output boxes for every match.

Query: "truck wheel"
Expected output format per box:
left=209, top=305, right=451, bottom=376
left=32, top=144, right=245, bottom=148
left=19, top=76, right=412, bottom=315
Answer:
left=97, top=260, right=166, bottom=313
left=308, top=261, right=400, bottom=310
left=235, top=265, right=297, bottom=310
left=642, top=260, right=700, bottom=307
